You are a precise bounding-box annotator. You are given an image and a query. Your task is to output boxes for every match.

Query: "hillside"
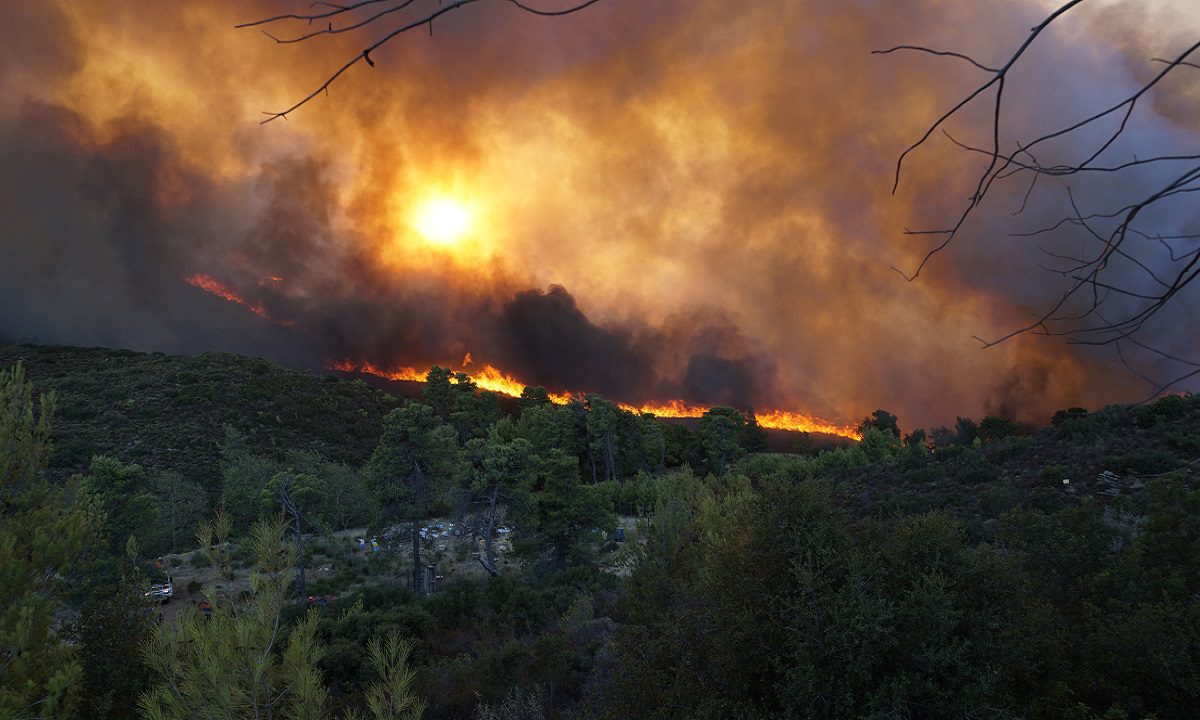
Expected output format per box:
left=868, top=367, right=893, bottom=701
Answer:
left=2, top=343, right=848, bottom=487
left=0, top=344, right=401, bottom=486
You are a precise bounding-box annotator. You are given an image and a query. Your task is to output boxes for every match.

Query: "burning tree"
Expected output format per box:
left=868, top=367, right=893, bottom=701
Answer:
left=882, top=0, right=1200, bottom=396
left=239, top=0, right=605, bottom=123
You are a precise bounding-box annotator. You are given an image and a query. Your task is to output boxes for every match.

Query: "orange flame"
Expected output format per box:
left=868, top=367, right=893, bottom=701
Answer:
left=184, top=273, right=293, bottom=327
left=330, top=358, right=861, bottom=440
left=752, top=409, right=861, bottom=439
left=328, top=359, right=427, bottom=382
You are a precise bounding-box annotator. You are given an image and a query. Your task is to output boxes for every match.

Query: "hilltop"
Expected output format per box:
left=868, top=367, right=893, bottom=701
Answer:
left=0, top=343, right=401, bottom=486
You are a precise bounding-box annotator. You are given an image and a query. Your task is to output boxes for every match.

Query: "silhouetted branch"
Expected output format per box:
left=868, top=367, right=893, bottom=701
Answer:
left=242, top=0, right=605, bottom=123
left=885, top=0, right=1200, bottom=396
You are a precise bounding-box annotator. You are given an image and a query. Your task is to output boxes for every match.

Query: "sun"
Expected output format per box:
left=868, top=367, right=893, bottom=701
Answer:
left=411, top=196, right=473, bottom=245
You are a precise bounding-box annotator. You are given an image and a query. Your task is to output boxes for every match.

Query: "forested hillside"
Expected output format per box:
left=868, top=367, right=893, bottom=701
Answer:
left=0, top=344, right=401, bottom=483
left=2, top=347, right=1198, bottom=720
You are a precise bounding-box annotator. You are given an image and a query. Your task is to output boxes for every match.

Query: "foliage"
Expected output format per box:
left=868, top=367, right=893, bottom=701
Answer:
left=857, top=408, right=901, bottom=438
left=140, top=515, right=329, bottom=719
left=368, top=403, right=463, bottom=590
left=697, top=406, right=746, bottom=476
left=0, top=344, right=399, bottom=487
left=353, top=633, right=426, bottom=720
left=0, top=363, right=103, bottom=720
left=521, top=450, right=615, bottom=568
left=68, top=541, right=157, bottom=720
left=81, top=455, right=161, bottom=555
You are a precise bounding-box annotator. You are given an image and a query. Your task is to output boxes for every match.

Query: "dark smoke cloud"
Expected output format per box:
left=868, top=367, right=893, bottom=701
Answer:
left=490, top=285, right=657, bottom=398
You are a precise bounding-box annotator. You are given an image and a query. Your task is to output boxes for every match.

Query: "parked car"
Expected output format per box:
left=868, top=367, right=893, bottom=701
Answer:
left=146, top=577, right=174, bottom=603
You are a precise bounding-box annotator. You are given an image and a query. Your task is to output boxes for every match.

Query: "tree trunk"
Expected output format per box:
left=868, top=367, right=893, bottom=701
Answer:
left=411, top=518, right=421, bottom=592
left=484, top=484, right=499, bottom=570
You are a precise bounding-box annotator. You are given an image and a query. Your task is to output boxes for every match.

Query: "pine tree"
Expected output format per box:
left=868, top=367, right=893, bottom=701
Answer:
left=0, top=364, right=103, bottom=719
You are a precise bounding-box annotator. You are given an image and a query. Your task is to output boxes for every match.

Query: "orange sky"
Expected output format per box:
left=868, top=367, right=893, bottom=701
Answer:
left=1, top=0, right=1196, bottom=429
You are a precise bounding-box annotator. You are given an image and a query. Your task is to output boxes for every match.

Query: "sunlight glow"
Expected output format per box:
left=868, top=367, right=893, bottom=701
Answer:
left=411, top=197, right=473, bottom=245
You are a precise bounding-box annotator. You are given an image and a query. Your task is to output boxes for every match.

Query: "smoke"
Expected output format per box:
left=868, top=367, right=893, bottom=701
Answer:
left=0, top=0, right=1195, bottom=428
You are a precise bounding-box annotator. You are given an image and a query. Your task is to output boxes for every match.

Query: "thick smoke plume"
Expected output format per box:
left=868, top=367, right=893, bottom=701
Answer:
left=0, top=0, right=1196, bottom=428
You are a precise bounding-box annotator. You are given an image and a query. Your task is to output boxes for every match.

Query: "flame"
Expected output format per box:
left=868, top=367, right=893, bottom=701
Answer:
left=330, top=358, right=861, bottom=440
left=183, top=273, right=293, bottom=327
left=470, top=364, right=531, bottom=398
left=462, top=351, right=473, bottom=367
left=328, top=359, right=427, bottom=383
left=752, top=409, right=861, bottom=439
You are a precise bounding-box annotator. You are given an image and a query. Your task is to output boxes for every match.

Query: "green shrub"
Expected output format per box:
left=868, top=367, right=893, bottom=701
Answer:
left=1040, top=464, right=1068, bottom=481
left=1167, top=432, right=1200, bottom=455
left=953, top=448, right=999, bottom=484
left=980, top=482, right=1020, bottom=518
left=1137, top=394, right=1190, bottom=428
left=1104, top=448, right=1179, bottom=475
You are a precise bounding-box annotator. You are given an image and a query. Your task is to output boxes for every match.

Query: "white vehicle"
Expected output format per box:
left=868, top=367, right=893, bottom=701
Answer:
left=146, top=577, right=174, bottom=603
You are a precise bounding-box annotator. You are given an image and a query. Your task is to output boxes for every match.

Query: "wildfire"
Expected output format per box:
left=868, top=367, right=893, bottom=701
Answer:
left=752, top=409, right=862, bottom=439
left=328, top=359, right=427, bottom=383
left=183, top=273, right=293, bottom=327
left=330, top=359, right=861, bottom=440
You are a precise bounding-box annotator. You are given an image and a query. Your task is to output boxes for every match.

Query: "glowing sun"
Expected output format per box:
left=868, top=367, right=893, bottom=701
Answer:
left=411, top=197, right=472, bottom=245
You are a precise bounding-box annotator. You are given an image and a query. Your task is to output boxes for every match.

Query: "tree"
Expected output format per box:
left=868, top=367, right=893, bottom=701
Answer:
left=81, top=455, right=161, bottom=555
left=740, top=414, right=770, bottom=454
left=154, top=471, right=207, bottom=554
left=367, top=403, right=463, bottom=591
left=69, top=539, right=156, bottom=720
left=585, top=394, right=622, bottom=483
left=515, top=402, right=583, bottom=459
left=637, top=413, right=667, bottom=472
left=857, top=409, right=900, bottom=439
left=523, top=449, right=614, bottom=568
left=519, top=386, right=553, bottom=411
left=357, top=633, right=426, bottom=720
left=697, top=407, right=746, bottom=476
left=140, top=515, right=326, bottom=720
left=977, top=415, right=1019, bottom=443
left=884, top=0, right=1200, bottom=394
left=240, top=0, right=606, bottom=123
left=0, top=364, right=103, bottom=720
left=281, top=450, right=377, bottom=531
left=423, top=366, right=501, bottom=441
left=140, top=516, right=427, bottom=720
left=220, top=426, right=281, bottom=532
left=464, top=420, right=538, bottom=575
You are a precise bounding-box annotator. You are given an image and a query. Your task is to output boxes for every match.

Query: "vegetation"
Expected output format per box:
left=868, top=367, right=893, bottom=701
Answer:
left=3, top=345, right=1199, bottom=720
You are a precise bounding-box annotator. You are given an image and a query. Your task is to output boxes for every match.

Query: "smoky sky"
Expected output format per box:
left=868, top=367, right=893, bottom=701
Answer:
left=0, top=0, right=1196, bottom=428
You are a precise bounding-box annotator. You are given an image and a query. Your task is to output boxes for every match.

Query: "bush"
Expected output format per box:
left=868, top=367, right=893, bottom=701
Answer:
left=953, top=448, right=999, bottom=484
left=1040, top=464, right=1069, bottom=482
left=1137, top=394, right=1190, bottom=428
left=1104, top=449, right=1179, bottom=475
left=980, top=482, right=1019, bottom=518
left=1167, top=432, right=1200, bottom=455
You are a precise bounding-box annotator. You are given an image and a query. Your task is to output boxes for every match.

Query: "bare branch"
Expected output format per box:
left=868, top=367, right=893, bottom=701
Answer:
left=872, top=45, right=998, bottom=73
left=243, top=0, right=606, bottom=123
left=884, top=0, right=1200, bottom=395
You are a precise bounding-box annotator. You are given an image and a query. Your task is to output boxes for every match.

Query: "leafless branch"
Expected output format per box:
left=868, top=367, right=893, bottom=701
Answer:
left=242, top=0, right=605, bottom=123
left=884, top=0, right=1200, bottom=396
